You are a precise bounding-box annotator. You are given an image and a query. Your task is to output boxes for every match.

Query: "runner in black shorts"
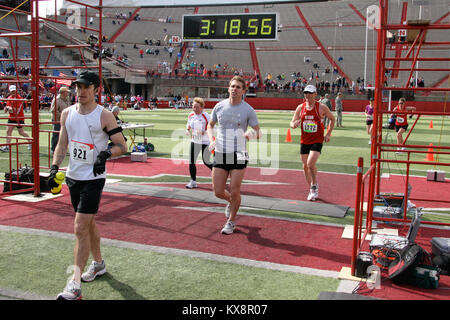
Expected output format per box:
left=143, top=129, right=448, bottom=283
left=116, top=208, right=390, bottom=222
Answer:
left=290, top=84, right=335, bottom=201
left=65, top=177, right=106, bottom=214
left=207, top=76, right=261, bottom=235
left=392, top=98, right=415, bottom=154
left=51, top=71, right=127, bottom=300
left=0, top=85, right=31, bottom=152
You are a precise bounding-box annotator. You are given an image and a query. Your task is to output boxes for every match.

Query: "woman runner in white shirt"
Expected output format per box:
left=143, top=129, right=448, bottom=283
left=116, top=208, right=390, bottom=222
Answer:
left=185, top=97, right=213, bottom=188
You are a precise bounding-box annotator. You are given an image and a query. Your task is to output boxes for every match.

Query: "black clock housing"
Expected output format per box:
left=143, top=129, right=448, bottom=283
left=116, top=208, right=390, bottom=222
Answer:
left=182, top=13, right=278, bottom=41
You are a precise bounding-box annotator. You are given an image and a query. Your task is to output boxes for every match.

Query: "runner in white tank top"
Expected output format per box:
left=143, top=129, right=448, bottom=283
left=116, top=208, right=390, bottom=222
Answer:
left=65, top=104, right=109, bottom=180
left=50, top=71, right=127, bottom=300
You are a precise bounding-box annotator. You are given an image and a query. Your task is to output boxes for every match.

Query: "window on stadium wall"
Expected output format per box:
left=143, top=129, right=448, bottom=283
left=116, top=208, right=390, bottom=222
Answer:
left=197, top=87, right=208, bottom=99
left=210, top=87, right=228, bottom=99
left=159, top=86, right=196, bottom=99
left=158, top=86, right=227, bottom=99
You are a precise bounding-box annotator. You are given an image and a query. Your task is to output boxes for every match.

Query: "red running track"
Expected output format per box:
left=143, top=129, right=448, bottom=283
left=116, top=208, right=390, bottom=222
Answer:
left=0, top=157, right=449, bottom=300
left=106, top=157, right=450, bottom=209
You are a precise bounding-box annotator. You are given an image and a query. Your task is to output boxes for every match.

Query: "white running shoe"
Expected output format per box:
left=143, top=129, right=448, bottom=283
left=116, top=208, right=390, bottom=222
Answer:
left=307, top=185, right=319, bottom=201
left=81, top=260, right=106, bottom=282
left=185, top=180, right=197, bottom=189
left=56, top=280, right=82, bottom=300
left=0, top=146, right=9, bottom=152
left=224, top=203, right=230, bottom=219
left=221, top=221, right=235, bottom=235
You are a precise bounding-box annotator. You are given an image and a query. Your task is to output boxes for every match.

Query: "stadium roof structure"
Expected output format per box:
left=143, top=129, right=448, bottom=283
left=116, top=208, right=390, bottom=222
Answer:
left=62, top=0, right=327, bottom=8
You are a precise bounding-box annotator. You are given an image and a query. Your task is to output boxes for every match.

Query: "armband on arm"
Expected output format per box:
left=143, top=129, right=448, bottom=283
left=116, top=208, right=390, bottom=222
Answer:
left=106, top=126, right=123, bottom=137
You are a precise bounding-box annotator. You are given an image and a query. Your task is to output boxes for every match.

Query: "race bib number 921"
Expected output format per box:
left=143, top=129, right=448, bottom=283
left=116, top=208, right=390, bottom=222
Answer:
left=71, top=140, right=94, bottom=164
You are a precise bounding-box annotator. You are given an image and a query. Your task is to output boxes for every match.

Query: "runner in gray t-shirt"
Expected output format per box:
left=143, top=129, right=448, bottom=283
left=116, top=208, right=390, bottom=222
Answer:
left=207, top=76, right=261, bottom=235
left=211, top=98, right=259, bottom=154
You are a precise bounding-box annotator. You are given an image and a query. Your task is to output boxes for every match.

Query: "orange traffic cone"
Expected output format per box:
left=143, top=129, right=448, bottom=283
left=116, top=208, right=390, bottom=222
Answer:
left=429, top=120, right=433, bottom=129
left=285, top=128, right=292, bottom=143
left=425, top=143, right=435, bottom=161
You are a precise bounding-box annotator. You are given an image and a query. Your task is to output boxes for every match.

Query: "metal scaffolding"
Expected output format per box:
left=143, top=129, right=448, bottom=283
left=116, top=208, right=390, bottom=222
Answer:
left=0, top=0, right=103, bottom=197
left=351, top=0, right=450, bottom=275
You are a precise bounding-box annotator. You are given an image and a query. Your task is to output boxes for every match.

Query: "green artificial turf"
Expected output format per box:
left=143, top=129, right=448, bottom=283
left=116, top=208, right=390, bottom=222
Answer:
left=0, top=230, right=339, bottom=300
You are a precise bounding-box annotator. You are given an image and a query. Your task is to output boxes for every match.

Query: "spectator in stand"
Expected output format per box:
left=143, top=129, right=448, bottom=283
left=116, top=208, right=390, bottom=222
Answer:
left=417, top=77, right=425, bottom=87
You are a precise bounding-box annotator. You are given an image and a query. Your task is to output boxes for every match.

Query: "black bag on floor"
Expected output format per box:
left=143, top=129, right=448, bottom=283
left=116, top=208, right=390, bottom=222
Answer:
left=433, top=254, right=450, bottom=275
left=3, top=166, right=34, bottom=193
left=388, top=244, right=423, bottom=284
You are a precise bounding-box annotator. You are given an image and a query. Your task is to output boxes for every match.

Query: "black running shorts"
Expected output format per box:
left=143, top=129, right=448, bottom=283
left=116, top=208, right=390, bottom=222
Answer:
left=65, top=177, right=106, bottom=214
left=300, top=143, right=323, bottom=155
left=8, top=119, right=25, bottom=128
left=213, top=151, right=248, bottom=171
left=395, top=124, right=408, bottom=132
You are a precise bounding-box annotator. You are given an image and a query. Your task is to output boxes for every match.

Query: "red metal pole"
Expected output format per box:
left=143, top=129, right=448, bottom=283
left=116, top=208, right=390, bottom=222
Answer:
left=351, top=157, right=364, bottom=276
left=370, top=0, right=389, bottom=229
left=31, top=0, right=41, bottom=196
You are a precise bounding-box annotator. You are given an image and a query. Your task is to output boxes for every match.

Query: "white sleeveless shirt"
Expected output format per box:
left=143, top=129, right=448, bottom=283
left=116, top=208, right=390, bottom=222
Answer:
left=65, top=104, right=108, bottom=180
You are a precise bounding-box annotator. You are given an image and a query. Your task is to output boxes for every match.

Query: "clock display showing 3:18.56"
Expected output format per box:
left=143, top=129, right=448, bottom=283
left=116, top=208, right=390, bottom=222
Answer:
left=182, top=13, right=278, bottom=41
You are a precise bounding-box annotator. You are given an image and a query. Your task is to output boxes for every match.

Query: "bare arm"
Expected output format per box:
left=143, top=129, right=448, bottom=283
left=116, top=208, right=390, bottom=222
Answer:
left=52, top=108, right=69, bottom=167
left=290, top=105, right=302, bottom=129
left=207, top=120, right=216, bottom=151
left=206, top=119, right=216, bottom=142
left=245, top=124, right=262, bottom=140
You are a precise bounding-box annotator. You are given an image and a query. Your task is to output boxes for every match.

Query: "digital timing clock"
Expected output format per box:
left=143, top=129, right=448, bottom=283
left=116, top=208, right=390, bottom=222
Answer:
left=182, top=13, right=278, bottom=41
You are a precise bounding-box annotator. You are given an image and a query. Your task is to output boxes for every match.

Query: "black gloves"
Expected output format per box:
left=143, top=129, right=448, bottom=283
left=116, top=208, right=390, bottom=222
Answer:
left=93, top=150, right=112, bottom=177
left=48, top=164, right=59, bottom=189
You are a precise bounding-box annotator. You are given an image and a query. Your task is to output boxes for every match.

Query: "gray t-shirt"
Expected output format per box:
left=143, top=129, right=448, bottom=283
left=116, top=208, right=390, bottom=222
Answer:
left=211, top=99, right=259, bottom=153
left=320, top=98, right=332, bottom=110
left=335, top=97, right=343, bottom=111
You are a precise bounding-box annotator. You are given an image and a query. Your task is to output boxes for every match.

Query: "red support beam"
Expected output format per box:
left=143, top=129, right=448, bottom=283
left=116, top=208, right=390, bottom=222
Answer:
left=348, top=3, right=366, bottom=23
left=422, top=73, right=450, bottom=96
left=295, top=5, right=352, bottom=87
left=433, top=11, right=450, bottom=25
left=391, top=2, right=408, bottom=79
left=245, top=8, right=262, bottom=86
